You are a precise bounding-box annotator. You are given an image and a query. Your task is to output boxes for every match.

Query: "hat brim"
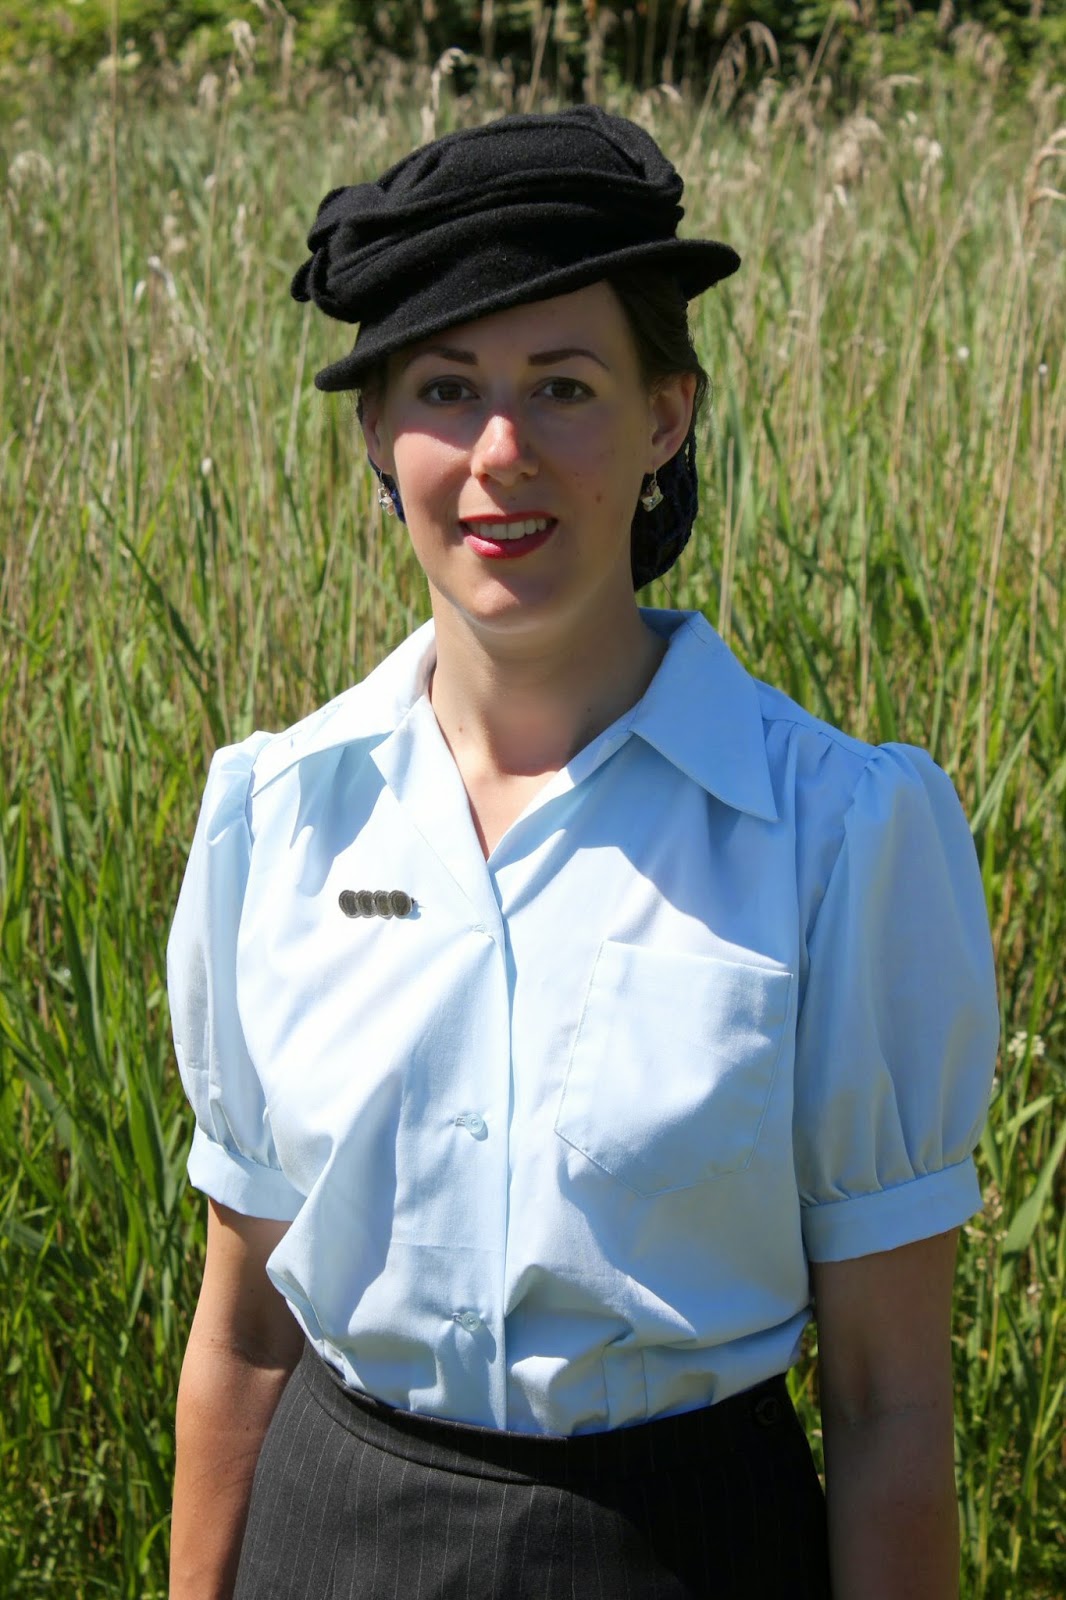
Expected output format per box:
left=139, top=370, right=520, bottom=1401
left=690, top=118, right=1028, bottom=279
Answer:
left=312, top=237, right=740, bottom=392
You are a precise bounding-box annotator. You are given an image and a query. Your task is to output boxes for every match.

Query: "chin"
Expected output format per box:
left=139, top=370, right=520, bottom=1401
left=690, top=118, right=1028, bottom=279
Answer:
left=432, top=567, right=577, bottom=631
left=461, top=592, right=570, bottom=639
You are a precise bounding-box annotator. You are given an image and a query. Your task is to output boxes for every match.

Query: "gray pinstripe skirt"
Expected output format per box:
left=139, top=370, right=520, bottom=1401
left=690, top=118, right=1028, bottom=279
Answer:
left=234, top=1342, right=830, bottom=1599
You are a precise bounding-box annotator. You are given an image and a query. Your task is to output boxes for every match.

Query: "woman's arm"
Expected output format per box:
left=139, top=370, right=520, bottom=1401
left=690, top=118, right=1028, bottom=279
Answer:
left=169, top=1199, right=305, bottom=1600
left=812, top=1228, right=962, bottom=1600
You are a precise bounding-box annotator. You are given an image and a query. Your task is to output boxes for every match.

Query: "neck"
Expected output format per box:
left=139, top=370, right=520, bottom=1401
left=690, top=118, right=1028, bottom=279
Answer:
left=426, top=598, right=666, bottom=779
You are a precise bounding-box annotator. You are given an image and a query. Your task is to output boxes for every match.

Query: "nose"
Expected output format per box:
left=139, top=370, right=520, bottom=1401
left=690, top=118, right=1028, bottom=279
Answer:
left=470, top=410, right=537, bottom=486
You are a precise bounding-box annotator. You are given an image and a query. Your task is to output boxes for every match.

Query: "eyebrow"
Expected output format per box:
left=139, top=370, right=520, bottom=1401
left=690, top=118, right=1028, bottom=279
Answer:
left=530, top=347, right=610, bottom=370
left=399, top=344, right=609, bottom=372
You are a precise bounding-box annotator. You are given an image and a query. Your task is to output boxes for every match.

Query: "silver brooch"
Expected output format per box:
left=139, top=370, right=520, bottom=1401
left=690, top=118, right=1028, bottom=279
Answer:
left=339, top=889, right=415, bottom=919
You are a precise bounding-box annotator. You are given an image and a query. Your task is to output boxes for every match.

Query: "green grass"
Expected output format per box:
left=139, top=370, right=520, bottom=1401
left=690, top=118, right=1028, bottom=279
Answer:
left=1, top=51, right=1064, bottom=1598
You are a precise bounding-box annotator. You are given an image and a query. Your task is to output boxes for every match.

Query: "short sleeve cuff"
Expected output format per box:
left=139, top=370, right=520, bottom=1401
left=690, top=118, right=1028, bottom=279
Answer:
left=801, top=1156, right=983, bottom=1263
left=187, top=1125, right=304, bottom=1222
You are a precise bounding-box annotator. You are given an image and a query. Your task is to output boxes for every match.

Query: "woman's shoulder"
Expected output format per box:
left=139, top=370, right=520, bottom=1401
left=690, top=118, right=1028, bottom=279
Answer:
left=217, top=620, right=436, bottom=803
left=744, top=676, right=986, bottom=989
left=644, top=610, right=960, bottom=844
left=731, top=669, right=981, bottom=929
left=755, top=676, right=871, bottom=784
left=750, top=672, right=955, bottom=826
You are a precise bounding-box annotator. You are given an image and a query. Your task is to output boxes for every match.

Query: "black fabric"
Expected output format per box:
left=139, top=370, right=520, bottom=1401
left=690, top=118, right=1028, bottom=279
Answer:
left=292, top=106, right=739, bottom=393
left=234, top=1341, right=831, bottom=1599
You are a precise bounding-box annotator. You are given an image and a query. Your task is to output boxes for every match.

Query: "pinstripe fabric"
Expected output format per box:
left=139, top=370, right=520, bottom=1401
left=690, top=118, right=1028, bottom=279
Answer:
left=234, top=1344, right=829, bottom=1599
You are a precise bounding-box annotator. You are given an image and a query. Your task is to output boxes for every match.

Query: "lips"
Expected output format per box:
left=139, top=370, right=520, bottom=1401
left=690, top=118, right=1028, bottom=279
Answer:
left=461, top=516, right=557, bottom=560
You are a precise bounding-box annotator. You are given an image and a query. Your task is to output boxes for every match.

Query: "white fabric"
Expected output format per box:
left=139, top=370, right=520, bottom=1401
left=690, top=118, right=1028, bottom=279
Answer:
left=167, top=610, right=998, bottom=1434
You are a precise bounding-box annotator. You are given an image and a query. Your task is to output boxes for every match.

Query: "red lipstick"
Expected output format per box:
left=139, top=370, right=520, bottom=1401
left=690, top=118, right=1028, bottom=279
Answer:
left=461, top=515, right=557, bottom=561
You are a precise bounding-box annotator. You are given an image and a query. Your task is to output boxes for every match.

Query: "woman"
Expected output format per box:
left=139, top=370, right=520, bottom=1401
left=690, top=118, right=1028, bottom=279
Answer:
left=167, top=107, right=998, bottom=1599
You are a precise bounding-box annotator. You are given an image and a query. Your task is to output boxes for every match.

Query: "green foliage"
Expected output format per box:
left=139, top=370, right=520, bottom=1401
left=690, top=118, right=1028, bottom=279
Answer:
left=0, top=0, right=1063, bottom=95
left=0, top=0, right=246, bottom=68
left=0, top=0, right=375, bottom=84
left=1, top=54, right=1064, bottom=1598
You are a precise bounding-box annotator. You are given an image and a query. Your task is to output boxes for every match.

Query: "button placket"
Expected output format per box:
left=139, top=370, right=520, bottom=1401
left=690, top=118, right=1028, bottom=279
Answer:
left=425, top=870, right=509, bottom=1423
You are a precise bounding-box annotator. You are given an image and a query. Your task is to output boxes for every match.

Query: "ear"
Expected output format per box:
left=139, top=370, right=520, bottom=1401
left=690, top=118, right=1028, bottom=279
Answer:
left=648, top=372, right=696, bottom=472
left=357, top=389, right=396, bottom=478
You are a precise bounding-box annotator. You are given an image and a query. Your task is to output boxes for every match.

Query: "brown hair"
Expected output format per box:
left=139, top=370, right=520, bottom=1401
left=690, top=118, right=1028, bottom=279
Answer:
left=607, top=267, right=709, bottom=426
left=608, top=268, right=707, bottom=587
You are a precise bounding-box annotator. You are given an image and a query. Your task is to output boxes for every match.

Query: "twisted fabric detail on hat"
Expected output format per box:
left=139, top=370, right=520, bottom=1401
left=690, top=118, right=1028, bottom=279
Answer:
left=294, top=111, right=683, bottom=320
left=292, top=107, right=740, bottom=391
left=296, top=179, right=683, bottom=326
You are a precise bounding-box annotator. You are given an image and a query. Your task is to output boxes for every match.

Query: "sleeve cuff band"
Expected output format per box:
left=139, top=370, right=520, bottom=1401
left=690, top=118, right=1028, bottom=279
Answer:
left=801, top=1156, right=983, bottom=1263
left=187, top=1126, right=304, bottom=1222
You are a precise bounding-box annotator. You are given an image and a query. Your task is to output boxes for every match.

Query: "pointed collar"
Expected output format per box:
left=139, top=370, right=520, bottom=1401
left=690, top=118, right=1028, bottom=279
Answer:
left=250, top=609, right=777, bottom=823
left=625, top=610, right=778, bottom=822
left=249, top=620, right=436, bottom=797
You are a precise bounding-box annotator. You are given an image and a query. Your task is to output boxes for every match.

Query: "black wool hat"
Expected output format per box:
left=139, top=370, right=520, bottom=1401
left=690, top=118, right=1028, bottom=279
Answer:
left=292, top=106, right=740, bottom=391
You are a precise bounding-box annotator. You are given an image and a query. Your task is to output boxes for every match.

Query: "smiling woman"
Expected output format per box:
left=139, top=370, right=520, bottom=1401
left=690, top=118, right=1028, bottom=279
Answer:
left=357, top=282, right=695, bottom=671
left=358, top=264, right=711, bottom=591
left=166, top=108, right=999, bottom=1600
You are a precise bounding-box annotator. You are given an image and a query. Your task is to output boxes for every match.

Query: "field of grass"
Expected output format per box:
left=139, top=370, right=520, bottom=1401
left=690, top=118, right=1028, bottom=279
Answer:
left=0, top=41, right=1063, bottom=1599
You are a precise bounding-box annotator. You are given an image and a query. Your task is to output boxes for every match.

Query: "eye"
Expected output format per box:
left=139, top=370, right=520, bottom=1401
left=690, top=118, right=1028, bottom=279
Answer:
left=539, top=377, right=592, bottom=402
left=419, top=377, right=476, bottom=404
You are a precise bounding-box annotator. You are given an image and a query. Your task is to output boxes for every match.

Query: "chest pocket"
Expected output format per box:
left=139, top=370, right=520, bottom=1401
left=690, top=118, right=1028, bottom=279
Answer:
left=555, top=941, right=792, bottom=1197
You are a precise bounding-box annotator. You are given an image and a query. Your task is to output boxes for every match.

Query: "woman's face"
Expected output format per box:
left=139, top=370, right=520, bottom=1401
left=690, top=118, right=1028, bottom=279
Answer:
left=359, top=281, right=694, bottom=644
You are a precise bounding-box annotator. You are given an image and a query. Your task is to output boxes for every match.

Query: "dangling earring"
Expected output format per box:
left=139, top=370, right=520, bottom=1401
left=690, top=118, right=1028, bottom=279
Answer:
left=371, top=463, right=407, bottom=524
left=640, top=470, right=664, bottom=512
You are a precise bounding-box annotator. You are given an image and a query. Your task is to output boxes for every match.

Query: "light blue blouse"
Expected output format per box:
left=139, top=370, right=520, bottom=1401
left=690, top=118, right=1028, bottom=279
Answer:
left=167, top=609, right=998, bottom=1435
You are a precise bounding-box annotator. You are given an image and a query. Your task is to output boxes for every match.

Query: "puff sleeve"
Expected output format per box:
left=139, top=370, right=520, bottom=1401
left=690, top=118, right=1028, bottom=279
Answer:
left=794, top=743, right=999, bottom=1263
left=167, top=735, right=304, bottom=1222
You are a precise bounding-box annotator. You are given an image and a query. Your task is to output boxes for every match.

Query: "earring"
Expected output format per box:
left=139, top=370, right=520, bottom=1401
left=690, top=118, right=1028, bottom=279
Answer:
left=640, top=471, right=664, bottom=513
left=371, top=463, right=407, bottom=524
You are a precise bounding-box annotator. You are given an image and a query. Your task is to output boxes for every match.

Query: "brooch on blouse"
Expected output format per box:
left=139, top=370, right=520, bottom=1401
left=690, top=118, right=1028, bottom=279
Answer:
left=339, top=889, right=415, bottom=919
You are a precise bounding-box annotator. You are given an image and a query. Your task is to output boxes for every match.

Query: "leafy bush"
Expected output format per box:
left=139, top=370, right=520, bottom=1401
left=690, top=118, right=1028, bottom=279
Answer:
left=0, top=0, right=1062, bottom=95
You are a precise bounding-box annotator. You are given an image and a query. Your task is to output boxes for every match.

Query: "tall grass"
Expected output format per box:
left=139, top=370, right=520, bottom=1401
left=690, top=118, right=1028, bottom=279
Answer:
left=1, top=49, right=1063, bottom=1598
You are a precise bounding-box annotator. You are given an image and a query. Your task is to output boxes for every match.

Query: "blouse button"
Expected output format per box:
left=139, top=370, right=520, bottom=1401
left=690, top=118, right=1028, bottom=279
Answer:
left=455, top=1311, right=481, bottom=1333
left=455, top=1112, right=487, bottom=1139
